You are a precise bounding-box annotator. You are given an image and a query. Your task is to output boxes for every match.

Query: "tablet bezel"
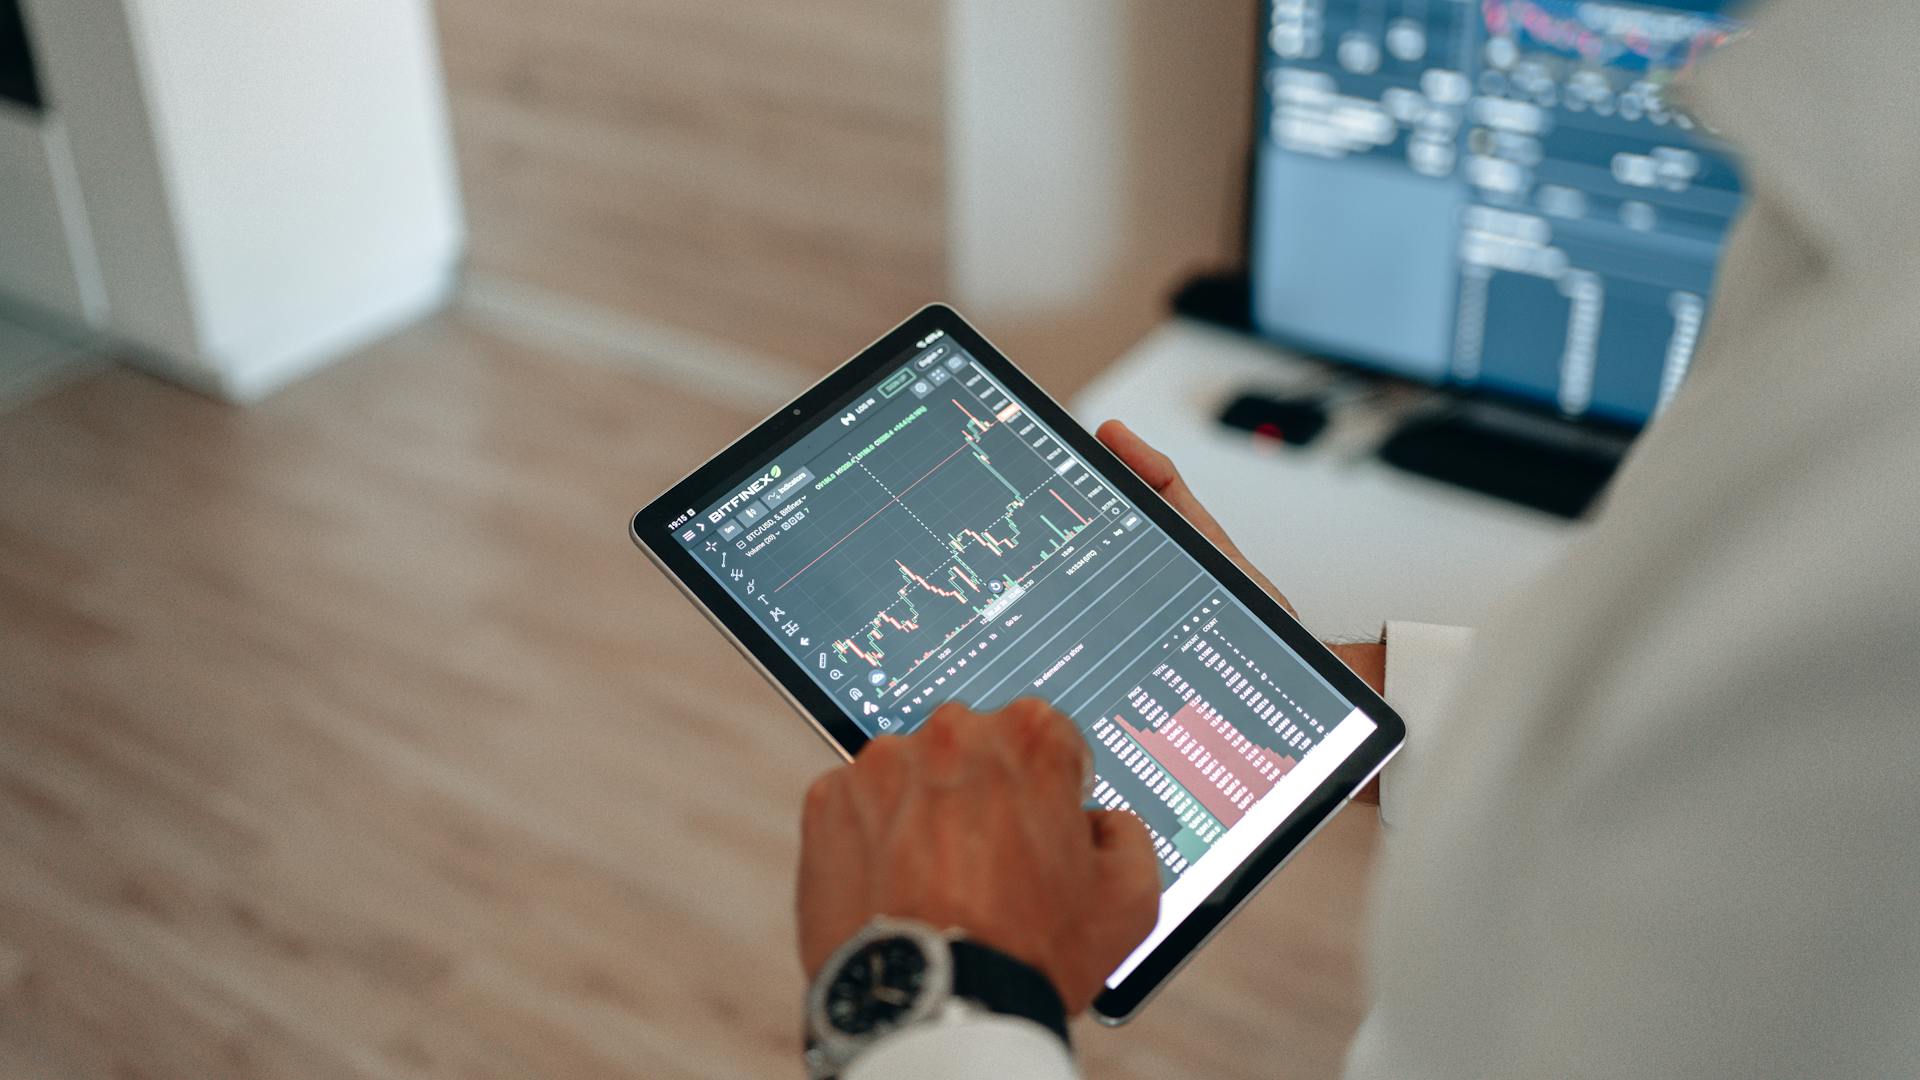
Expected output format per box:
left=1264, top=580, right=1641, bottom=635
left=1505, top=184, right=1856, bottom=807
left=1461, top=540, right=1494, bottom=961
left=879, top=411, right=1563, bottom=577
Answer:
left=631, top=304, right=1405, bottom=1023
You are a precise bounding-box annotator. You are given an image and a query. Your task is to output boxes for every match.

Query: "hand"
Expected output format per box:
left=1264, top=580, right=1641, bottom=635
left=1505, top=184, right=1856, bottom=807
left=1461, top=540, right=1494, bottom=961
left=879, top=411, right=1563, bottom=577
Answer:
left=1097, top=420, right=1385, bottom=802
left=797, top=699, right=1161, bottom=1014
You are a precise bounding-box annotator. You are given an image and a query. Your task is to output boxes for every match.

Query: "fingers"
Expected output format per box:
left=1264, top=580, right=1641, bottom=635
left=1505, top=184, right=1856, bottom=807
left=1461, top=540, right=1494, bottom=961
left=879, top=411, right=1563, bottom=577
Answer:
left=1087, top=809, right=1162, bottom=941
left=912, top=699, right=1087, bottom=801
left=1095, top=419, right=1295, bottom=614
left=797, top=769, right=862, bottom=976
left=847, top=733, right=914, bottom=828
left=799, top=705, right=1156, bottom=1005
left=1000, top=698, right=1092, bottom=805
left=1095, top=418, right=1238, bottom=548
left=915, top=701, right=978, bottom=787
left=1096, top=419, right=1182, bottom=492
left=800, top=768, right=845, bottom=853
left=1088, top=806, right=1148, bottom=852
left=1089, top=809, right=1158, bottom=894
left=918, top=700, right=976, bottom=749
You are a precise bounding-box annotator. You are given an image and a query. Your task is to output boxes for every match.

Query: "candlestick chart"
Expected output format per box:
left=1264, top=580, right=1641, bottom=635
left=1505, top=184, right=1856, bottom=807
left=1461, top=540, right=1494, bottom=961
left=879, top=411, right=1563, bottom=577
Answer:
left=756, top=366, right=1116, bottom=704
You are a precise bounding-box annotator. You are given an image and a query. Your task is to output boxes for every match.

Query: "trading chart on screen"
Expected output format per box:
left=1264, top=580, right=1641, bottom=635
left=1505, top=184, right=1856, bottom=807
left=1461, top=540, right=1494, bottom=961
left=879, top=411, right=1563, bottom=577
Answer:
left=1253, top=0, right=1746, bottom=424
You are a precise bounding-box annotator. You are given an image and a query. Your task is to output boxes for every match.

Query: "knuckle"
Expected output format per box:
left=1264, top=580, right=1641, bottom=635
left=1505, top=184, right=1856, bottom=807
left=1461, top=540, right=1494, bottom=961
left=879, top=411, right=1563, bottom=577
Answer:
left=1015, top=699, right=1081, bottom=753
left=917, top=705, right=969, bottom=765
left=1107, top=808, right=1149, bottom=842
left=1041, top=709, right=1082, bottom=750
left=1003, top=702, right=1087, bottom=790
left=856, top=733, right=905, bottom=769
left=1143, top=446, right=1180, bottom=486
left=802, top=771, right=840, bottom=817
left=1006, top=697, right=1059, bottom=729
left=923, top=703, right=984, bottom=757
left=1001, top=697, right=1042, bottom=715
left=924, top=702, right=971, bottom=734
left=1005, top=703, right=1043, bottom=734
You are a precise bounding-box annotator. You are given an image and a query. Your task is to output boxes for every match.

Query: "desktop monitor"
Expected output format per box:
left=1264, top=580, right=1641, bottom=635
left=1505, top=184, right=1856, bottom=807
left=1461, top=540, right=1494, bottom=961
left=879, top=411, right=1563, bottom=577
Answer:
left=1250, top=0, right=1746, bottom=428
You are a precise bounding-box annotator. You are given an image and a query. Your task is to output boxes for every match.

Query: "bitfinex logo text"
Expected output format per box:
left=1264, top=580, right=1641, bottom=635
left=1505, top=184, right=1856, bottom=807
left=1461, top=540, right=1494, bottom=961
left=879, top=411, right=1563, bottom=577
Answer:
left=709, top=465, right=782, bottom=524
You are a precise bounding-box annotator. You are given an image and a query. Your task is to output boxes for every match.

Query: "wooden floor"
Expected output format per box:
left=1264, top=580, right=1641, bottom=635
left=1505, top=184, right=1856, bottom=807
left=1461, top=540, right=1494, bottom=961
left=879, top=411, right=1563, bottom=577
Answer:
left=0, top=315, right=1380, bottom=1080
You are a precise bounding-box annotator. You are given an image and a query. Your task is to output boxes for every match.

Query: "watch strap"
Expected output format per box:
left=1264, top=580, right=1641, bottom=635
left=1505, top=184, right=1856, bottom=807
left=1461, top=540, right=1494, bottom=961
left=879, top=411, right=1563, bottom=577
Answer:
left=948, top=939, right=1071, bottom=1048
left=803, top=931, right=1072, bottom=1080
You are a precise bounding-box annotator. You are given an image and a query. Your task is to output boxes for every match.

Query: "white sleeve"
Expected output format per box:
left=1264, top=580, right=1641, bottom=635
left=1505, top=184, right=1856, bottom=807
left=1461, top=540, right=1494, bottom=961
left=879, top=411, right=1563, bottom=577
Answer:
left=846, top=1014, right=1079, bottom=1080
left=1377, top=621, right=1476, bottom=829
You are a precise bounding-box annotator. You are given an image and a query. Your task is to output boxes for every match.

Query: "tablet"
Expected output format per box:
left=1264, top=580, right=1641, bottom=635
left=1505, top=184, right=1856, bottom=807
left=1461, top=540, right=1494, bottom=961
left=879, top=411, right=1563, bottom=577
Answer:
left=631, top=305, right=1406, bottom=1022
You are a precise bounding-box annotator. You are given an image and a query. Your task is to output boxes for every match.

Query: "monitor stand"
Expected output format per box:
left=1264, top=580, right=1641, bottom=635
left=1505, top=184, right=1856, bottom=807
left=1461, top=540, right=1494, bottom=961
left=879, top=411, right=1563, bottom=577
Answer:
left=1172, top=270, right=1627, bottom=520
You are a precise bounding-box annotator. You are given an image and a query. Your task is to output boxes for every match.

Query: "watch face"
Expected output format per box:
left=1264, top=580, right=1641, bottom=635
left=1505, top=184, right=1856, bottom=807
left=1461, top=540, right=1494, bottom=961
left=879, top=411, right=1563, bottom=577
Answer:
left=824, top=935, right=931, bottom=1035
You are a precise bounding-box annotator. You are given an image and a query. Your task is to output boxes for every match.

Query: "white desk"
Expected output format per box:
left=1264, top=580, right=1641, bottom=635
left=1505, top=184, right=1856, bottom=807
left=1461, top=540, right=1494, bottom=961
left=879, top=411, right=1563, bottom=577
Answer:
left=1068, top=319, right=1579, bottom=640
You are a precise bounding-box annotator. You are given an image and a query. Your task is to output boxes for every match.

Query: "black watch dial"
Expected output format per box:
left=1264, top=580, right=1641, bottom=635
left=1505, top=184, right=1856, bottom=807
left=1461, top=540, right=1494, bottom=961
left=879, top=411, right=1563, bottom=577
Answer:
left=823, top=935, right=932, bottom=1036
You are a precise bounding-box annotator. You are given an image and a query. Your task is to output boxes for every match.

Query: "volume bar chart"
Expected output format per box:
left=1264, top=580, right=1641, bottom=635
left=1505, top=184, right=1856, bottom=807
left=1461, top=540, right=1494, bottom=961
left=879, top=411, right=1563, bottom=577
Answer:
left=1087, top=712, right=1226, bottom=885
left=1075, top=590, right=1351, bottom=887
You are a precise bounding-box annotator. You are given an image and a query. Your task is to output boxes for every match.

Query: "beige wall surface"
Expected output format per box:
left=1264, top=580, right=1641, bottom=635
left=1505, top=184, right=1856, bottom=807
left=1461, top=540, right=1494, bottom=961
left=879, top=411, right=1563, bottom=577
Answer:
left=434, top=0, right=1259, bottom=395
left=435, top=0, right=950, bottom=378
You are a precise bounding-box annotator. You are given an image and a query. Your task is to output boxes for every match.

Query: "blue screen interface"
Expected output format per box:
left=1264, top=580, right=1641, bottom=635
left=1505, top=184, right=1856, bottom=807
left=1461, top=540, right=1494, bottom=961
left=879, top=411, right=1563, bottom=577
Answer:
left=1252, top=0, right=1745, bottom=425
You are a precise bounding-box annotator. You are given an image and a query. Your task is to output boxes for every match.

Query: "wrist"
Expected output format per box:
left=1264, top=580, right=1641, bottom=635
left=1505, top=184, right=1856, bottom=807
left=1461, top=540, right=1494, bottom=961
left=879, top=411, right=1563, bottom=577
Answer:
left=805, top=918, right=1069, bottom=1079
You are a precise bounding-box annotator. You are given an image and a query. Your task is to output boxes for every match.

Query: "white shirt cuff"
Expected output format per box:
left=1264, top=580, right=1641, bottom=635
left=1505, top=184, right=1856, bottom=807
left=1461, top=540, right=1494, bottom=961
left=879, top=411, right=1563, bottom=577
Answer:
left=846, top=1013, right=1078, bottom=1080
left=1378, top=620, right=1476, bottom=828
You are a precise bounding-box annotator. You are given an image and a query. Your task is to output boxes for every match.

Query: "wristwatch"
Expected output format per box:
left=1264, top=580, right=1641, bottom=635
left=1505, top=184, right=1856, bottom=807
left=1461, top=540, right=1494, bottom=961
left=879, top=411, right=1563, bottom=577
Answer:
left=803, top=917, right=1070, bottom=1080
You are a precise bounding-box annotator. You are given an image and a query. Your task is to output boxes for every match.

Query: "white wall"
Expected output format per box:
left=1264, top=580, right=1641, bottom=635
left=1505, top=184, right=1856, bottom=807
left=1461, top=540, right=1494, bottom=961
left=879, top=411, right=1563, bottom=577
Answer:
left=19, top=0, right=465, bottom=401
left=947, top=0, right=1257, bottom=326
left=948, top=1, right=1125, bottom=317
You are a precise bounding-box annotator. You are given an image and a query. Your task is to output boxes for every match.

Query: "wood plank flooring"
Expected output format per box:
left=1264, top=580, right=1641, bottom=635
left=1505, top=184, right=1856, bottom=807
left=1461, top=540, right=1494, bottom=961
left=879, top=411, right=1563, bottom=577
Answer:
left=0, top=316, right=1379, bottom=1079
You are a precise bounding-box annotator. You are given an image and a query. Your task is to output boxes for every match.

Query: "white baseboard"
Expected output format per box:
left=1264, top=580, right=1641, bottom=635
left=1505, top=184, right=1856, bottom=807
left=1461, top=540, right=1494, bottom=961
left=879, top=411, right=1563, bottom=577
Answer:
left=457, top=273, right=809, bottom=410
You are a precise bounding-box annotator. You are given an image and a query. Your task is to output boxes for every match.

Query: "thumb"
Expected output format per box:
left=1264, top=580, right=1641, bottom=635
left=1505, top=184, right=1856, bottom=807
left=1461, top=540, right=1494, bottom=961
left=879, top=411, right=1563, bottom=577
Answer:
left=1094, top=419, right=1294, bottom=614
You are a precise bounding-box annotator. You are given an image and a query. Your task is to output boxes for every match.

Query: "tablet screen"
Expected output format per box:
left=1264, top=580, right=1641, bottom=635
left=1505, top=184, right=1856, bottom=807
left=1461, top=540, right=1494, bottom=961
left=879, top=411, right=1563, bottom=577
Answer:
left=666, top=333, right=1376, bottom=986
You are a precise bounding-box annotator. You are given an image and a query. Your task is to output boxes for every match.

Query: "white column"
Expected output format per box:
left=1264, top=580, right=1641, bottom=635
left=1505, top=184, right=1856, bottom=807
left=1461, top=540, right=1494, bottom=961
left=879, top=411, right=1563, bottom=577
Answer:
left=16, top=0, right=465, bottom=401
left=946, top=1, right=1256, bottom=323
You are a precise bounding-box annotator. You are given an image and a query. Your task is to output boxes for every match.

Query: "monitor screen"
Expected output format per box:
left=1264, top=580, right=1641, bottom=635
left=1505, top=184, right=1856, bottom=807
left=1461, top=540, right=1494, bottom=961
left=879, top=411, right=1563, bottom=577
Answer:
left=1250, top=0, right=1745, bottom=426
